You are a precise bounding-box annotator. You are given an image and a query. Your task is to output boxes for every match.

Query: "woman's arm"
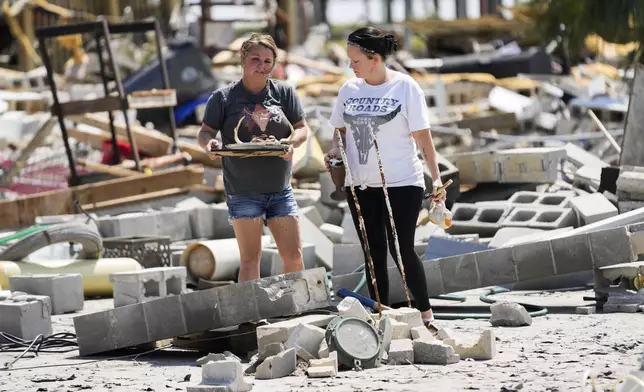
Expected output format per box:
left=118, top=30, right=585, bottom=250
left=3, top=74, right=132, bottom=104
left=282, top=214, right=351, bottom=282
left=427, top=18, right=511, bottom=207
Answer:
left=289, top=119, right=309, bottom=148
left=412, top=129, right=442, bottom=186
left=198, top=124, right=219, bottom=149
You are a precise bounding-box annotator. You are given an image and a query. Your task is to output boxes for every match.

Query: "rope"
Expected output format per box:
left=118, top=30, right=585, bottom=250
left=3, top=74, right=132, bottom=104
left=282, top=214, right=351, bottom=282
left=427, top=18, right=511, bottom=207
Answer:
left=368, top=124, right=412, bottom=307
left=335, top=128, right=383, bottom=318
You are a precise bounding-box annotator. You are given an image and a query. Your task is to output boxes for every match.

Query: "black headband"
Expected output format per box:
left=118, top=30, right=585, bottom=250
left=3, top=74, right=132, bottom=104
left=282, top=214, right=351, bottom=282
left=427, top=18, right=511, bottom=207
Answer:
left=347, top=34, right=397, bottom=57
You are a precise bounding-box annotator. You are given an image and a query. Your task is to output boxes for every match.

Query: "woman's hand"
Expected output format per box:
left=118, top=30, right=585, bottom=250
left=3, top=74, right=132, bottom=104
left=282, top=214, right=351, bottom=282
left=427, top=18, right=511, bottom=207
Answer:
left=282, top=144, right=294, bottom=160
left=324, top=148, right=341, bottom=171
left=429, top=179, right=447, bottom=203
left=205, top=139, right=221, bottom=152
left=203, top=138, right=222, bottom=161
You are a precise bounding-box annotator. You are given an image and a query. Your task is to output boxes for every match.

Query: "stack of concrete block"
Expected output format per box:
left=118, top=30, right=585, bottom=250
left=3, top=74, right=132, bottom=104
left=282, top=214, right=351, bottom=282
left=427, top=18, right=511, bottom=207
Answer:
left=333, top=223, right=638, bottom=301
left=109, top=267, right=187, bottom=307
left=256, top=313, right=336, bottom=354
left=446, top=147, right=566, bottom=184
left=616, top=168, right=644, bottom=213
left=97, top=210, right=192, bottom=242
left=74, top=268, right=331, bottom=356
left=446, top=203, right=512, bottom=236
left=8, top=274, right=83, bottom=314
left=0, top=292, right=52, bottom=340
left=180, top=202, right=235, bottom=240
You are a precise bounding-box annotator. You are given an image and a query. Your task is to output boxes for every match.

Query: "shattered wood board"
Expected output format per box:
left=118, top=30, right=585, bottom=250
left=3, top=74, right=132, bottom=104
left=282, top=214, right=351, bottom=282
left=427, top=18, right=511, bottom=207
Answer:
left=0, top=165, right=205, bottom=230
left=82, top=184, right=222, bottom=210
left=69, top=113, right=173, bottom=157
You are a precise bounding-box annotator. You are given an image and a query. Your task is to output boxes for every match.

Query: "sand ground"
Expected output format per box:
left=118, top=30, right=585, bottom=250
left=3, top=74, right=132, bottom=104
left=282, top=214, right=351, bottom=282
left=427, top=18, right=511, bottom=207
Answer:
left=1, top=289, right=643, bottom=392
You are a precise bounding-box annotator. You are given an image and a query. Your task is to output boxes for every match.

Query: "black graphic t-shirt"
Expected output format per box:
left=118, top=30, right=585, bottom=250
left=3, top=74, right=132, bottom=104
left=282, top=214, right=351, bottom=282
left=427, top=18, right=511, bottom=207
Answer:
left=330, top=71, right=430, bottom=189
left=202, top=79, right=305, bottom=195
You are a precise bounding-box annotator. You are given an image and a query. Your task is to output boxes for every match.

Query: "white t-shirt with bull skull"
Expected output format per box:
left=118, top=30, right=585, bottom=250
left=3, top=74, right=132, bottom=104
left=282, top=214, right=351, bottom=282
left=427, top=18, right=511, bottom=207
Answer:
left=329, top=71, right=430, bottom=189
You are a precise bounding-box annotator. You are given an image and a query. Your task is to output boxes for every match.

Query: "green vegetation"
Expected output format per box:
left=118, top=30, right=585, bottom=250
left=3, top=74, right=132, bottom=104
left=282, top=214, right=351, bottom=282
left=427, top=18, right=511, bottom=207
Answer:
left=525, top=0, right=644, bottom=61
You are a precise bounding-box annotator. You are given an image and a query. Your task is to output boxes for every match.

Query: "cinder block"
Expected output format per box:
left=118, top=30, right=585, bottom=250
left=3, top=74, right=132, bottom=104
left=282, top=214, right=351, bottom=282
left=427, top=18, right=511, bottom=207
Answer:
left=507, top=191, right=572, bottom=209
left=475, top=247, right=518, bottom=286
left=331, top=243, right=363, bottom=276
left=497, top=147, right=565, bottom=183
left=438, top=253, right=481, bottom=293
left=576, top=306, right=596, bottom=315
left=154, top=209, right=192, bottom=241
left=256, top=348, right=297, bottom=379
left=569, top=193, right=618, bottom=225
left=109, top=267, right=187, bottom=307
left=142, top=295, right=187, bottom=341
left=0, top=294, right=52, bottom=340
left=616, top=171, right=644, bottom=195
left=253, top=267, right=331, bottom=319
left=550, top=234, right=594, bottom=275
left=589, top=226, right=636, bottom=268
left=299, top=215, right=333, bottom=270
left=109, top=303, right=149, bottom=349
left=217, top=281, right=260, bottom=327
left=8, top=274, right=83, bottom=314
left=285, top=323, right=326, bottom=361
left=97, top=212, right=158, bottom=238
left=447, top=150, right=500, bottom=184
left=300, top=205, right=325, bottom=227
left=188, top=359, right=252, bottom=392
left=502, top=207, right=575, bottom=230
left=187, top=204, right=235, bottom=239
left=260, top=242, right=316, bottom=277
left=442, top=329, right=496, bottom=360
left=511, top=240, right=556, bottom=281
left=446, top=203, right=511, bottom=236
left=448, top=148, right=564, bottom=184
left=618, top=201, right=644, bottom=214
left=412, top=339, right=459, bottom=365
left=320, top=223, right=344, bottom=243
left=180, top=288, right=221, bottom=333
left=387, top=339, right=414, bottom=365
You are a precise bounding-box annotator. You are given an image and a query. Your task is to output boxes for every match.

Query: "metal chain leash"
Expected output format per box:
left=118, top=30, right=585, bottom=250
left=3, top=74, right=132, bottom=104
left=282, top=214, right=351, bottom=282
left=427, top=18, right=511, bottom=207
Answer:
left=368, top=124, right=412, bottom=307
left=335, top=128, right=384, bottom=318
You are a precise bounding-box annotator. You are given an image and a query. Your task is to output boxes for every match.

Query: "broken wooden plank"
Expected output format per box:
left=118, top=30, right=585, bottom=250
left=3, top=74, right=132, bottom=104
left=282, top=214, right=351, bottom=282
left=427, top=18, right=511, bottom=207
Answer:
left=53, top=97, right=122, bottom=116
left=68, top=113, right=172, bottom=156
left=76, top=158, right=140, bottom=177
left=0, top=165, right=205, bottom=230
left=82, top=184, right=222, bottom=210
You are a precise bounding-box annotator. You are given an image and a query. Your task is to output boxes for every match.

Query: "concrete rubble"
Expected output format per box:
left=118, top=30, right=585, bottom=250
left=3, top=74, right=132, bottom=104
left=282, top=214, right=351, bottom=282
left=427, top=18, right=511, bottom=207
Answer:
left=1, top=2, right=644, bottom=390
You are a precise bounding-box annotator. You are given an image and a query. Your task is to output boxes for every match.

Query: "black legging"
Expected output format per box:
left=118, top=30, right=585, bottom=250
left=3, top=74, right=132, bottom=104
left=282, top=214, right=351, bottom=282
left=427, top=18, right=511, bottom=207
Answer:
left=345, top=185, right=431, bottom=312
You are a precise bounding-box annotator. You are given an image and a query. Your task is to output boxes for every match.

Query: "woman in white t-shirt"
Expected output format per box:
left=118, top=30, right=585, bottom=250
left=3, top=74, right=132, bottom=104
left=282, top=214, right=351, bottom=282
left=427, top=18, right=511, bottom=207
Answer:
left=324, top=27, right=446, bottom=328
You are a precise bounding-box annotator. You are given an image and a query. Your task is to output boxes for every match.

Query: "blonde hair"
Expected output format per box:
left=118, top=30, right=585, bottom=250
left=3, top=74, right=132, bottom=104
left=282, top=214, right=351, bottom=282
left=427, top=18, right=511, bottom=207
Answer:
left=240, top=33, right=278, bottom=60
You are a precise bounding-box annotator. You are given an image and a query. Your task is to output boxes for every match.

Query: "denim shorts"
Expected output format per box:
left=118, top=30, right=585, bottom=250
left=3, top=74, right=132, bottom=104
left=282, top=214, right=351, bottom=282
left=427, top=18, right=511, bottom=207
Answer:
left=226, top=187, right=299, bottom=224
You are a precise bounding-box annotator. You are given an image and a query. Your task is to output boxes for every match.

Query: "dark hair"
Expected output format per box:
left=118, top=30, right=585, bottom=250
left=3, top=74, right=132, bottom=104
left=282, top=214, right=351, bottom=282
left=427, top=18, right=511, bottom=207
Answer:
left=347, top=26, right=398, bottom=60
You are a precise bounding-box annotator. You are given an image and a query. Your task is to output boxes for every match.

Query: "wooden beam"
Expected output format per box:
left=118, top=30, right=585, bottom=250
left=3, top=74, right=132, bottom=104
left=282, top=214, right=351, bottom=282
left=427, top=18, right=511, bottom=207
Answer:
left=82, top=184, right=222, bottom=210
left=0, top=165, right=205, bottom=230
left=69, top=113, right=172, bottom=157
left=76, top=158, right=140, bottom=177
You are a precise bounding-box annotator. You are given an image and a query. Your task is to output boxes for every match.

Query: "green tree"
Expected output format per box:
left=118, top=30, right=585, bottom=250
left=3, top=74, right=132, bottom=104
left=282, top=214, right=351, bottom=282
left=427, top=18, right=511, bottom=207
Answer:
left=526, top=0, right=644, bottom=63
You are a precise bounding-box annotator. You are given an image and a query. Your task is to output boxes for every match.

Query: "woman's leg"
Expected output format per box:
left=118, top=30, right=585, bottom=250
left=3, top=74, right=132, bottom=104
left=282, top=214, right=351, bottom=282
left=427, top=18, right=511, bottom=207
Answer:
left=266, top=188, right=304, bottom=273
left=227, top=193, right=268, bottom=282
left=346, top=187, right=391, bottom=305
left=384, top=186, right=433, bottom=317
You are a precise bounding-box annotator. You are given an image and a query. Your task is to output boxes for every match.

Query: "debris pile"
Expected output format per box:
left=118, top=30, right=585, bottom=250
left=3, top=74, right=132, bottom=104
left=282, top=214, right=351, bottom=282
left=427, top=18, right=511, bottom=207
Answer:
left=0, top=3, right=643, bottom=390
